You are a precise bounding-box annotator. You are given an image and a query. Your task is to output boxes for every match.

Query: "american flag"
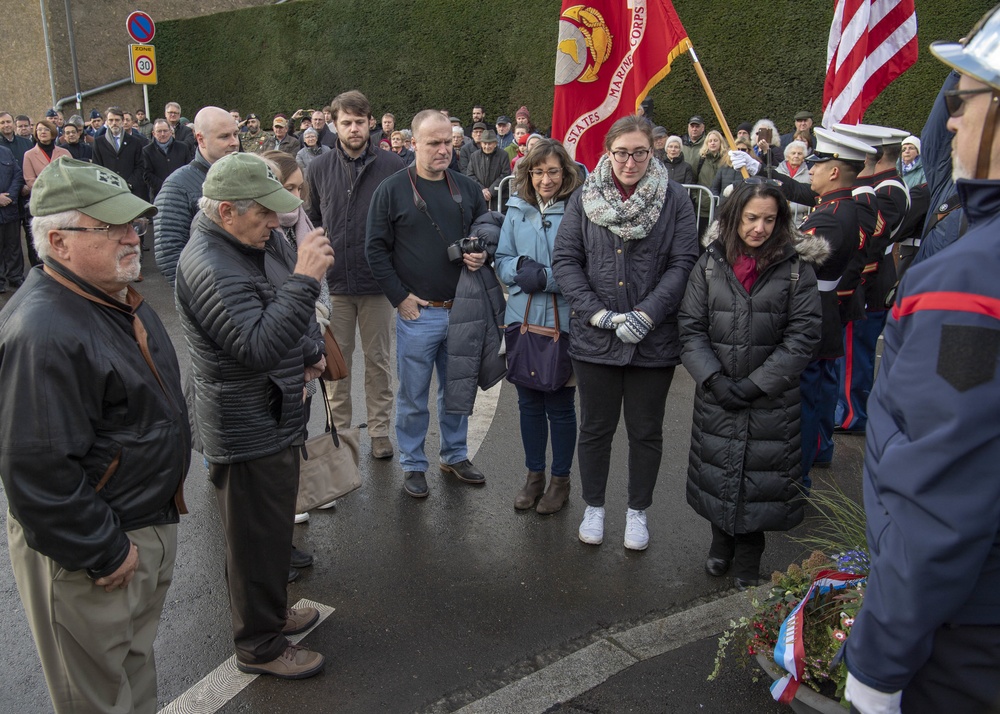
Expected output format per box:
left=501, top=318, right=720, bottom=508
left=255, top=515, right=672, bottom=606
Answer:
left=822, top=0, right=918, bottom=127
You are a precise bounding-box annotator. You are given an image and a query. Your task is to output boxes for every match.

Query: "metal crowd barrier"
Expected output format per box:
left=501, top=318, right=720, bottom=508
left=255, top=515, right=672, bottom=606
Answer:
left=495, top=175, right=514, bottom=213
left=681, top=183, right=718, bottom=226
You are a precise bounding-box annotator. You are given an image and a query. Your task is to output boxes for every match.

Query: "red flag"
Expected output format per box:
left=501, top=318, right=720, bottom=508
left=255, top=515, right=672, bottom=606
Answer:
left=822, top=0, right=918, bottom=127
left=552, top=0, right=691, bottom=170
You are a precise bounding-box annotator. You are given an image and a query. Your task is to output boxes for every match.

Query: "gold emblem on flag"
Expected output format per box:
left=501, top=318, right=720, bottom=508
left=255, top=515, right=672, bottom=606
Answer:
left=556, top=5, right=613, bottom=85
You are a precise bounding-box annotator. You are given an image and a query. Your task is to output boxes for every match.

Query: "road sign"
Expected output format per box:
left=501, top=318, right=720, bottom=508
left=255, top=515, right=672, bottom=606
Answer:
left=130, top=44, right=157, bottom=85
left=126, top=11, right=155, bottom=43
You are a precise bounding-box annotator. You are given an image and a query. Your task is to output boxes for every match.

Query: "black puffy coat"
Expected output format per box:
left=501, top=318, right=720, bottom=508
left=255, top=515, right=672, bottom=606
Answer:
left=679, top=232, right=826, bottom=535
left=551, top=182, right=699, bottom=368
left=445, top=211, right=507, bottom=415
left=175, top=215, right=322, bottom=464
left=154, top=149, right=210, bottom=285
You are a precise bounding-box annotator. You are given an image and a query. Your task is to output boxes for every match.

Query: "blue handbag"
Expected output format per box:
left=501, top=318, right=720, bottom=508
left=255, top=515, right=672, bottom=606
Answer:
left=504, top=293, right=572, bottom=393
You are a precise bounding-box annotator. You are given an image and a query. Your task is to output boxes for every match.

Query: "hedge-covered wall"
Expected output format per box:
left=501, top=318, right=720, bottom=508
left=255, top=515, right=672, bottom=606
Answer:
left=150, top=0, right=992, bottom=137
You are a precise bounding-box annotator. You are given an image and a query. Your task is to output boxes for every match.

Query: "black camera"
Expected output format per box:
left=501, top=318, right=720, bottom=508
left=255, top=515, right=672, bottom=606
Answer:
left=446, top=236, right=486, bottom=264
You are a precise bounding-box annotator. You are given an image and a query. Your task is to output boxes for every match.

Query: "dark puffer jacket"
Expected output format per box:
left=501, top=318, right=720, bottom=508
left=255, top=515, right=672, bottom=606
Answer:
left=551, top=181, right=699, bottom=368
left=445, top=211, right=507, bottom=415
left=154, top=149, right=211, bottom=285
left=679, top=230, right=827, bottom=535
left=175, top=215, right=321, bottom=464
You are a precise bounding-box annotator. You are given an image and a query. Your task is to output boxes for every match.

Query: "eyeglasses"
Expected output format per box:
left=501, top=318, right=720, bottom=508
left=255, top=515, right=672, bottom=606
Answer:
left=610, top=149, right=650, bottom=164
left=944, top=87, right=995, bottom=117
left=529, top=168, right=563, bottom=179
left=58, top=218, right=149, bottom=240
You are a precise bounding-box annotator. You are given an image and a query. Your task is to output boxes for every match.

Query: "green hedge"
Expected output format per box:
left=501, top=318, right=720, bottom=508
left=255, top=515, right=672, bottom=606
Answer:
left=150, top=0, right=993, bottom=138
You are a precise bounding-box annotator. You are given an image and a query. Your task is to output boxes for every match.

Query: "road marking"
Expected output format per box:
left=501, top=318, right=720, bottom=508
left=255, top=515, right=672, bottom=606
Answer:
left=158, top=598, right=333, bottom=714
left=467, top=381, right=502, bottom=460
left=448, top=591, right=756, bottom=714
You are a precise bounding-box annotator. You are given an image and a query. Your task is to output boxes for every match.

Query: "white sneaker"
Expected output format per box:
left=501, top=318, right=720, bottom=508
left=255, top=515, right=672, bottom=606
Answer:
left=578, top=506, right=605, bottom=545
left=294, top=512, right=310, bottom=524
left=624, top=508, right=649, bottom=550
left=317, top=500, right=337, bottom=510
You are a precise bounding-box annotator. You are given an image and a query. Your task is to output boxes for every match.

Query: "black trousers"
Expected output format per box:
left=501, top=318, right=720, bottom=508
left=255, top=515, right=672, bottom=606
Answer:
left=19, top=198, right=40, bottom=267
left=210, top=446, right=299, bottom=664
left=0, top=219, right=23, bottom=289
left=573, top=360, right=674, bottom=510
left=709, top=524, right=766, bottom=581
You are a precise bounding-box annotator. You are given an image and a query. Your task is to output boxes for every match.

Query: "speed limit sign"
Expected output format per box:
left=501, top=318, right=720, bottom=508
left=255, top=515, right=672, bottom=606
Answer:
left=129, top=44, right=158, bottom=85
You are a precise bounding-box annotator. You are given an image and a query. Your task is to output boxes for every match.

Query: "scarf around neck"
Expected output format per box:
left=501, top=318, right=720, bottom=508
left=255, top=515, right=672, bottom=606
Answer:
left=581, top=154, right=668, bottom=241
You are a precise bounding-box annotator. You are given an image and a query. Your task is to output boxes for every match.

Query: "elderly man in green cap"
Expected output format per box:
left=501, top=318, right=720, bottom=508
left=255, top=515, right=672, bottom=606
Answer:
left=175, top=152, right=333, bottom=680
left=0, top=157, right=191, bottom=713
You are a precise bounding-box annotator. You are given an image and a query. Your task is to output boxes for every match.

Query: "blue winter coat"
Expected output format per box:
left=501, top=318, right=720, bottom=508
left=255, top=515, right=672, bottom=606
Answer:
left=495, top=195, right=571, bottom=330
left=844, top=177, right=1000, bottom=693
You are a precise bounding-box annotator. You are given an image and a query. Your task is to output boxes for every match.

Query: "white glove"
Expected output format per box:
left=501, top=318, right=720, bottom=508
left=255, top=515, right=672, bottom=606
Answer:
left=589, top=309, right=628, bottom=330
left=845, top=673, right=902, bottom=714
left=615, top=310, right=653, bottom=344
left=729, top=150, right=760, bottom=176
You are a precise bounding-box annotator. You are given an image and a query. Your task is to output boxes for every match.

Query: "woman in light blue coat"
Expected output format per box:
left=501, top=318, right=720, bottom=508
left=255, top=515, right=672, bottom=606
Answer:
left=495, top=139, right=582, bottom=515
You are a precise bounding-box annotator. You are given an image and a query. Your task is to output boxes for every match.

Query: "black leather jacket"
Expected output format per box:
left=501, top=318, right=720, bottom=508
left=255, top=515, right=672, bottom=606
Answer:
left=0, top=262, right=191, bottom=578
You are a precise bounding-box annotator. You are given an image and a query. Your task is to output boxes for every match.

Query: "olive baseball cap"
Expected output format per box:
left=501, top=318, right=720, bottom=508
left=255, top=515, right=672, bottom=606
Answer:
left=202, top=153, right=302, bottom=213
left=30, top=157, right=156, bottom=223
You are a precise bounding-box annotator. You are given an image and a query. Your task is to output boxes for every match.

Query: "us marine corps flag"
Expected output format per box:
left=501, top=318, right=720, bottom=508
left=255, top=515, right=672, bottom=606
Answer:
left=552, top=0, right=691, bottom=169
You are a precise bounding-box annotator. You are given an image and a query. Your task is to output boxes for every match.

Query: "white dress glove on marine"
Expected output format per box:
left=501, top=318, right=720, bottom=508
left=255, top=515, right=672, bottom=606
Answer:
left=845, top=673, right=902, bottom=714
left=729, top=149, right=761, bottom=176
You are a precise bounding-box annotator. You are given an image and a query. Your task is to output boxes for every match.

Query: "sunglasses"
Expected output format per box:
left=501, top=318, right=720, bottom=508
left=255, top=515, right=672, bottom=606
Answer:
left=943, top=87, right=995, bottom=117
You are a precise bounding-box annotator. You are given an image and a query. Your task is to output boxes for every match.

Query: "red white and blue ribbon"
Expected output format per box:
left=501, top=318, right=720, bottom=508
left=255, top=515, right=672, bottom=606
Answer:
left=770, top=569, right=866, bottom=703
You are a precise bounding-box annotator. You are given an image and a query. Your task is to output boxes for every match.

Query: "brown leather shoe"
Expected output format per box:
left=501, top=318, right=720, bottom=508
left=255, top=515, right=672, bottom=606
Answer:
left=236, top=644, right=325, bottom=679
left=514, top=470, right=546, bottom=510
left=536, top=475, right=571, bottom=514
left=371, top=436, right=393, bottom=459
left=282, top=606, right=320, bottom=635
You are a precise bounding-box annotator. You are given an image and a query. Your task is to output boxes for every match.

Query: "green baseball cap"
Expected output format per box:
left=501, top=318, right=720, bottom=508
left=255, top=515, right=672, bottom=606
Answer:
left=202, top=153, right=302, bottom=213
left=30, top=157, right=156, bottom=223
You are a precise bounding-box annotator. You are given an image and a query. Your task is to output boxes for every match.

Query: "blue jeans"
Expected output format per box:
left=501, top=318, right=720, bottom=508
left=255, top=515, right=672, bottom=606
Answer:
left=515, top=383, right=576, bottom=477
left=395, top=308, right=468, bottom=472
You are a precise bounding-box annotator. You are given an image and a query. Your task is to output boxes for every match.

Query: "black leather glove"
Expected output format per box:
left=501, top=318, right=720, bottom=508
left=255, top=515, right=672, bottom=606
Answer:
left=734, top=377, right=765, bottom=402
left=513, top=257, right=547, bottom=294
left=706, top=373, right=751, bottom=411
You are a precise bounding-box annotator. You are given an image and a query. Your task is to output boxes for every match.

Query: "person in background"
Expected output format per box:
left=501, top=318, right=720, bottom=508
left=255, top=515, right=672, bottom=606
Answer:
left=552, top=115, right=699, bottom=551
left=495, top=140, right=582, bottom=514
left=142, top=118, right=194, bottom=202
left=694, top=129, right=724, bottom=236
left=681, top=115, right=706, bottom=166
left=22, top=120, right=70, bottom=194
left=776, top=140, right=812, bottom=225
left=660, top=135, right=695, bottom=184
left=679, top=181, right=823, bottom=590
left=390, top=130, right=412, bottom=162
left=898, top=135, right=925, bottom=188
left=295, top=127, right=330, bottom=178
left=60, top=121, right=93, bottom=162
left=465, top=129, right=511, bottom=210
left=0, top=142, right=23, bottom=293
left=711, top=138, right=751, bottom=206
left=652, top=126, right=669, bottom=163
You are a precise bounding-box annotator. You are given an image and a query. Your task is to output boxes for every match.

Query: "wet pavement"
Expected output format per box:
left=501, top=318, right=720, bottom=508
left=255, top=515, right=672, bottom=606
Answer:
left=0, top=250, right=866, bottom=713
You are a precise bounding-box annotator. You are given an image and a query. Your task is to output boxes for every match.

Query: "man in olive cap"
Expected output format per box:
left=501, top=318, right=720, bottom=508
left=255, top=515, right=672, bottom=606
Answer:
left=175, top=152, right=333, bottom=680
left=0, top=157, right=191, bottom=713
left=843, top=5, right=1000, bottom=712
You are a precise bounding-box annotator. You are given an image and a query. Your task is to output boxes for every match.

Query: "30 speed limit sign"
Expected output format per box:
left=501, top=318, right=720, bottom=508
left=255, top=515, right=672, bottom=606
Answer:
left=129, top=44, right=157, bottom=85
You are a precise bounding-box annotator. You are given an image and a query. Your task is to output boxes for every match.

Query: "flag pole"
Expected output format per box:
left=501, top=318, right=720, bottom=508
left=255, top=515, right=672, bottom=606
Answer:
left=686, top=44, right=749, bottom=179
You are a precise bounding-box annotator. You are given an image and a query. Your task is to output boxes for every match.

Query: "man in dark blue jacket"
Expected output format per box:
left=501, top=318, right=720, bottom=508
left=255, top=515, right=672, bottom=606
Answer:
left=0, top=143, right=24, bottom=292
left=844, top=7, right=1000, bottom=712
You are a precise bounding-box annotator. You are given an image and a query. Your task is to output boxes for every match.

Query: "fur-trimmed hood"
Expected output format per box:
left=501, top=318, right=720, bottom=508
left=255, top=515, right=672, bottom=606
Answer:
left=752, top=118, right=782, bottom=148
left=701, top=220, right=830, bottom=266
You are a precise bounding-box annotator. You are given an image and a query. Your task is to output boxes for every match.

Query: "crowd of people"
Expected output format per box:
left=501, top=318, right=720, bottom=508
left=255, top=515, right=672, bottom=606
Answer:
left=2, top=6, right=1000, bottom=712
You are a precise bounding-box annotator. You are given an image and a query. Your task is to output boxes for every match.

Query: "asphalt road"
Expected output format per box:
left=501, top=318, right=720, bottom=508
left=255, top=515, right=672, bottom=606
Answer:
left=0, top=248, right=866, bottom=713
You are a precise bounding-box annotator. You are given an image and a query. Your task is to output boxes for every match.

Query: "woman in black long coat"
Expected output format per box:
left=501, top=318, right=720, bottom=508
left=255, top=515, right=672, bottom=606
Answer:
left=678, top=182, right=825, bottom=589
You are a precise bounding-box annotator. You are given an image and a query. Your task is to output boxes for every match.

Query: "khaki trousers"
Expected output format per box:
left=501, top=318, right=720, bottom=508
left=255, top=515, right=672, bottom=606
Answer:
left=8, top=517, right=177, bottom=714
left=327, top=293, right=394, bottom=436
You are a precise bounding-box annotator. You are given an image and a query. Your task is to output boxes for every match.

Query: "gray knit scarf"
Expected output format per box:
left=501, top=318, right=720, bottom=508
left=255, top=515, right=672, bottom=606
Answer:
left=580, top=154, right=668, bottom=242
